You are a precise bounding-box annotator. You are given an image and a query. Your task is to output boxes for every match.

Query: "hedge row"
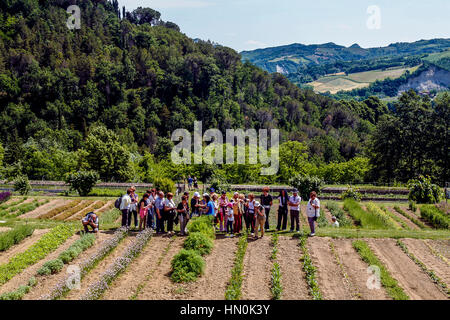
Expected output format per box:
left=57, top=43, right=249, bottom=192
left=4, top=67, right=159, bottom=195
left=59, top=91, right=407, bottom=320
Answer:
left=420, top=205, right=449, bottom=229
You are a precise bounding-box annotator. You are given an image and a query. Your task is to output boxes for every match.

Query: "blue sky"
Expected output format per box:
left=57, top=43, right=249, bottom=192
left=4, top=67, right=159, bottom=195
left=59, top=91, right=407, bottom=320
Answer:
left=120, top=0, right=450, bottom=52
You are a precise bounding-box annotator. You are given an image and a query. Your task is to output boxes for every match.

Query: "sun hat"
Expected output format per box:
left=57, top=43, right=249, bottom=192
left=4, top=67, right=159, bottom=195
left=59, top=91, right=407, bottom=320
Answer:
left=203, top=193, right=209, bottom=197
left=293, top=189, right=298, bottom=193
left=194, top=192, right=200, bottom=198
left=234, top=192, right=239, bottom=196
left=210, top=187, right=215, bottom=192
left=227, top=203, right=233, bottom=208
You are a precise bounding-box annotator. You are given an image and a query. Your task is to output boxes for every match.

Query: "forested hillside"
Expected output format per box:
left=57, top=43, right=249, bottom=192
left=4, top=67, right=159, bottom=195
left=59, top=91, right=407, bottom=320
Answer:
left=0, top=0, right=448, bottom=185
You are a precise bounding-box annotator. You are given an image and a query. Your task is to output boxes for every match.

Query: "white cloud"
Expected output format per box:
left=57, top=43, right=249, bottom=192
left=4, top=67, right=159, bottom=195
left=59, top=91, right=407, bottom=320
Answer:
left=147, top=0, right=214, bottom=9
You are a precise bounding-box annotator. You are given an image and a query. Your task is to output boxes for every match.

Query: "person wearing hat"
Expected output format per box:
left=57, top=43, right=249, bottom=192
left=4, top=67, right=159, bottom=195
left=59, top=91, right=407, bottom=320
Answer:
left=191, top=192, right=201, bottom=218
left=198, top=194, right=215, bottom=217
left=253, top=201, right=265, bottom=239
left=288, top=189, right=302, bottom=233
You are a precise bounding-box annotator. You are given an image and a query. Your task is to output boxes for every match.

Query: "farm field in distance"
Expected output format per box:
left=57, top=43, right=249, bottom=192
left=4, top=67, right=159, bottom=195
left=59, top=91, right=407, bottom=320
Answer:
left=308, top=65, right=420, bottom=94
left=0, top=191, right=448, bottom=301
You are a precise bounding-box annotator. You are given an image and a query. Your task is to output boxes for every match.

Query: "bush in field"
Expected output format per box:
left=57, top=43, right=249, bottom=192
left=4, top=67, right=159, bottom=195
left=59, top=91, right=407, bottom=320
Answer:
left=289, top=175, right=324, bottom=200
left=209, top=173, right=231, bottom=193
left=420, top=205, right=449, bottom=229
left=171, top=249, right=205, bottom=283
left=184, top=232, right=214, bottom=256
left=65, top=170, right=99, bottom=196
left=153, top=177, right=175, bottom=194
left=13, top=175, right=31, bottom=195
left=407, top=176, right=442, bottom=204
left=187, top=216, right=215, bottom=239
left=341, top=186, right=362, bottom=201
left=0, top=192, right=11, bottom=204
left=409, top=201, right=417, bottom=212
left=37, top=259, right=64, bottom=275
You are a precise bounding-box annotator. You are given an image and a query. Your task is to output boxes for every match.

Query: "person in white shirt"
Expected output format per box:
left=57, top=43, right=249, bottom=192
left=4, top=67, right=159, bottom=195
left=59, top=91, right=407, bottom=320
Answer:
left=288, top=189, right=301, bottom=232
left=331, top=216, right=339, bottom=227
left=306, top=191, right=320, bottom=236
left=163, top=192, right=176, bottom=235
left=119, top=188, right=132, bottom=227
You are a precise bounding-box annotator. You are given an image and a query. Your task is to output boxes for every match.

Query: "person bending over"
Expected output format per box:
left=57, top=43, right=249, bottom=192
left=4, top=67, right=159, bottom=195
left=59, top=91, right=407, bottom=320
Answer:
left=82, top=212, right=99, bottom=233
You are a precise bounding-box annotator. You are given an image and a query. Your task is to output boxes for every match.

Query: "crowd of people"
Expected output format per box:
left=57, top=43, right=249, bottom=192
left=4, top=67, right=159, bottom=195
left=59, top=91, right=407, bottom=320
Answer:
left=110, top=185, right=331, bottom=239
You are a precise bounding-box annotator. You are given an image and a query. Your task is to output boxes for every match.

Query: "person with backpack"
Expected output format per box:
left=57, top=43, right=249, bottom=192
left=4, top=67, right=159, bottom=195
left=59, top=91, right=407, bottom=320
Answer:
left=119, top=188, right=132, bottom=228
left=82, top=211, right=99, bottom=233
left=306, top=191, right=320, bottom=237
left=155, top=191, right=165, bottom=234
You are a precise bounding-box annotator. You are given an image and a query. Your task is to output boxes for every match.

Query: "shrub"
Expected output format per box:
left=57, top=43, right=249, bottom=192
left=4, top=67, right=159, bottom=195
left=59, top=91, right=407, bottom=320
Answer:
left=407, top=176, right=442, bottom=204
left=58, top=233, right=96, bottom=264
left=37, top=259, right=64, bottom=275
left=0, top=225, right=35, bottom=252
left=184, top=232, right=214, bottom=256
left=343, top=199, right=387, bottom=229
left=341, top=186, right=362, bottom=201
left=0, top=192, right=11, bottom=204
left=289, top=175, right=324, bottom=200
left=13, top=175, right=31, bottom=195
left=365, top=203, right=401, bottom=229
left=209, top=173, right=231, bottom=193
left=153, top=177, right=175, bottom=194
left=409, top=201, right=417, bottom=212
left=171, top=249, right=205, bottom=283
left=187, top=216, right=215, bottom=239
left=65, top=170, right=99, bottom=196
left=420, top=205, right=449, bottom=229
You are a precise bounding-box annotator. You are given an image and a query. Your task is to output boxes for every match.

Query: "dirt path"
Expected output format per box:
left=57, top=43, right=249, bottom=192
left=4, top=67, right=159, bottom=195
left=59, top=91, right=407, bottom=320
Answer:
left=307, top=237, right=353, bottom=300
left=176, top=236, right=239, bottom=300
left=277, top=236, right=309, bottom=300
left=322, top=208, right=333, bottom=223
left=333, top=239, right=390, bottom=300
left=21, top=199, right=68, bottom=219
left=367, top=238, right=447, bottom=300
left=386, top=207, right=420, bottom=230
left=241, top=236, right=272, bottom=300
left=137, top=237, right=185, bottom=300
left=402, top=239, right=450, bottom=287
left=427, top=240, right=450, bottom=261
left=102, top=236, right=172, bottom=300
left=23, top=232, right=113, bottom=300
left=64, top=235, right=135, bottom=300
left=0, top=234, right=80, bottom=295
left=0, top=229, right=49, bottom=265
left=0, top=227, right=11, bottom=232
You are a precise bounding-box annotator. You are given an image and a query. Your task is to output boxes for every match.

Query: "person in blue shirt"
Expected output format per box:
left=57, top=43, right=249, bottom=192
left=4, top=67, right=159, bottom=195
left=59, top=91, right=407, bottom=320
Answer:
left=199, top=194, right=215, bottom=216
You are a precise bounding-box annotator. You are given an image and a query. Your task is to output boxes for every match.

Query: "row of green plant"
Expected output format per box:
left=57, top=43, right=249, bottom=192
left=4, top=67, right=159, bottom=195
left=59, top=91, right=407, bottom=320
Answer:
left=225, top=231, right=248, bottom=300
left=0, top=224, right=75, bottom=286
left=393, top=206, right=426, bottom=229
left=328, top=241, right=360, bottom=299
left=352, top=240, right=409, bottom=300
left=0, top=225, right=35, bottom=252
left=343, top=199, right=388, bottom=229
left=0, top=196, right=26, bottom=210
left=98, top=208, right=122, bottom=230
left=0, top=277, right=37, bottom=300
left=365, top=203, right=402, bottom=230
left=37, top=233, right=97, bottom=276
left=50, top=201, right=94, bottom=221
left=39, top=200, right=82, bottom=220
left=396, top=240, right=449, bottom=297
left=42, top=227, right=128, bottom=300
left=420, top=205, right=449, bottom=229
left=66, top=201, right=106, bottom=221
left=0, top=198, right=31, bottom=217
left=171, top=216, right=215, bottom=283
left=10, top=199, right=50, bottom=218
left=324, top=202, right=353, bottom=227
left=299, top=236, right=322, bottom=300
left=379, top=205, right=410, bottom=229
left=270, top=233, right=282, bottom=300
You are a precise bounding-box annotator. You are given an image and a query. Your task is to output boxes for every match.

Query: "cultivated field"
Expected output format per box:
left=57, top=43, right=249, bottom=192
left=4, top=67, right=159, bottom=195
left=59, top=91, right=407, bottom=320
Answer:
left=308, top=66, right=420, bottom=94
left=0, top=196, right=448, bottom=300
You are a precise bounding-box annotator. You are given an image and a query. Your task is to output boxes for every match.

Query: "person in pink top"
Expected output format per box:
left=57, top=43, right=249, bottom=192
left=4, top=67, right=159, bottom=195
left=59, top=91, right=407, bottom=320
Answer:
left=218, top=191, right=229, bottom=232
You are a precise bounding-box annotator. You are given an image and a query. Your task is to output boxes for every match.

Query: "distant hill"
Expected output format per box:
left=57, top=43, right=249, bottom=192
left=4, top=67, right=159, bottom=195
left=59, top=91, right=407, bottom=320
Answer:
left=240, top=39, right=450, bottom=75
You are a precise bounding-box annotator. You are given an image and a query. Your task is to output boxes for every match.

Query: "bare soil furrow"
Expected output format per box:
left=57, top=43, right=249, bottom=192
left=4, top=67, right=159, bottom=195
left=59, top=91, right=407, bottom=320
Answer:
left=21, top=199, right=68, bottom=219
left=333, top=239, right=390, bottom=300
left=277, top=236, right=309, bottom=300
left=308, top=237, right=353, bottom=300
left=386, top=207, right=420, bottom=230
left=427, top=240, right=450, bottom=261
left=401, top=207, right=433, bottom=228
left=137, top=236, right=185, bottom=300
left=367, top=238, right=447, bottom=300
left=241, top=236, right=272, bottom=300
